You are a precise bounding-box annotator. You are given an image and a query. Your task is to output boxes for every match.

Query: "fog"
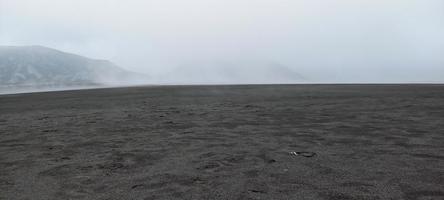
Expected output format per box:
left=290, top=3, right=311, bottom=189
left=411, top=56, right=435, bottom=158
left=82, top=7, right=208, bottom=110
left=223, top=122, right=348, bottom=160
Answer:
left=1, top=0, right=444, bottom=83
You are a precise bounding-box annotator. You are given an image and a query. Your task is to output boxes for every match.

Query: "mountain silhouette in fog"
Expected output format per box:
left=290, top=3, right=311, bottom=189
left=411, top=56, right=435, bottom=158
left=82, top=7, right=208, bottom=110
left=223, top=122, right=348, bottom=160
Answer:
left=159, top=61, right=306, bottom=84
left=0, top=45, right=147, bottom=90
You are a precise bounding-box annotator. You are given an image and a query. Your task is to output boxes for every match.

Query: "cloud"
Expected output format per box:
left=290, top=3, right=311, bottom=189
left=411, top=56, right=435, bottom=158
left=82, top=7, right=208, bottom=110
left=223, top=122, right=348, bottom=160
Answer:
left=1, top=0, right=444, bottom=82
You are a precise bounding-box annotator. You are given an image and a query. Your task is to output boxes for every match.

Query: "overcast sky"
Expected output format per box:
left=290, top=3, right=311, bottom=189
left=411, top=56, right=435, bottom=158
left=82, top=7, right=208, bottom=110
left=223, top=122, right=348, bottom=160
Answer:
left=1, top=0, right=444, bottom=83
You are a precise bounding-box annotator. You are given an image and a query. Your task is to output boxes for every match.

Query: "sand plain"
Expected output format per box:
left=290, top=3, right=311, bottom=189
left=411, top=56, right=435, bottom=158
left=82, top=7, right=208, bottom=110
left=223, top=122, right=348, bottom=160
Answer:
left=0, top=85, right=443, bottom=200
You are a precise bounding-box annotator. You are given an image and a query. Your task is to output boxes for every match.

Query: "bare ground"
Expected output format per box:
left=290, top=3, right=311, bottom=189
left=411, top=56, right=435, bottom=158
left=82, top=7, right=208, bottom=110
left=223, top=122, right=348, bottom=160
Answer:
left=0, top=85, right=443, bottom=200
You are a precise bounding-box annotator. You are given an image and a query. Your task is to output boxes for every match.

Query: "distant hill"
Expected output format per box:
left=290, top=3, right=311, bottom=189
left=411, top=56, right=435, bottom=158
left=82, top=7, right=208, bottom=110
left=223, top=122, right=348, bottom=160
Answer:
left=158, top=61, right=306, bottom=84
left=0, top=45, right=148, bottom=91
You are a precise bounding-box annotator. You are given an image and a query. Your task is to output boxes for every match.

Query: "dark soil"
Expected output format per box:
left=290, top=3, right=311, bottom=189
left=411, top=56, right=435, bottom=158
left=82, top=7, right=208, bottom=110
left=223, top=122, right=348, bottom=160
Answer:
left=1, top=84, right=443, bottom=200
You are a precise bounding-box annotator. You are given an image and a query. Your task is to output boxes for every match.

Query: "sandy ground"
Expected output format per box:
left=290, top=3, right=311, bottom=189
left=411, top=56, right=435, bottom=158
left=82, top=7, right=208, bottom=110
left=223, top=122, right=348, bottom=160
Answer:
left=0, top=85, right=443, bottom=200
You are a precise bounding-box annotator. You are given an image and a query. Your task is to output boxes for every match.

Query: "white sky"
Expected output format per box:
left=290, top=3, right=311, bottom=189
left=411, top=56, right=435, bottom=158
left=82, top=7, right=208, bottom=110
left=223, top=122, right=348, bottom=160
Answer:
left=1, top=0, right=444, bottom=82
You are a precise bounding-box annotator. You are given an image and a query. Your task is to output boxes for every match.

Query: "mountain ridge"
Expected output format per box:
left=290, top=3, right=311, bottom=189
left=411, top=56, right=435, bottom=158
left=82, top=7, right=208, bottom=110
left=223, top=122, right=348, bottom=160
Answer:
left=157, top=60, right=306, bottom=84
left=0, top=45, right=148, bottom=90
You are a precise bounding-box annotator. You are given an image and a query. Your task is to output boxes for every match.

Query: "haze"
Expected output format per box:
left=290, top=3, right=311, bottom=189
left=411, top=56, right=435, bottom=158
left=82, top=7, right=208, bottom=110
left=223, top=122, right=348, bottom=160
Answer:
left=1, top=0, right=444, bottom=83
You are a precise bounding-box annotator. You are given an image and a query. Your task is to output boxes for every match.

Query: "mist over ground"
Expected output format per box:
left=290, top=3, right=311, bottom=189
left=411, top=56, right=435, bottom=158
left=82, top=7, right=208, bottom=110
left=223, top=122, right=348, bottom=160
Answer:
left=1, top=1, right=444, bottom=198
left=1, top=0, right=444, bottom=84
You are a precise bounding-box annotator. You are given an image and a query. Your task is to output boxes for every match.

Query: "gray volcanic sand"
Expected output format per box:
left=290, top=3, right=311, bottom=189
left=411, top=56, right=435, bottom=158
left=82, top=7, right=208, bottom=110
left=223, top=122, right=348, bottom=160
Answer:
left=1, top=85, right=444, bottom=200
